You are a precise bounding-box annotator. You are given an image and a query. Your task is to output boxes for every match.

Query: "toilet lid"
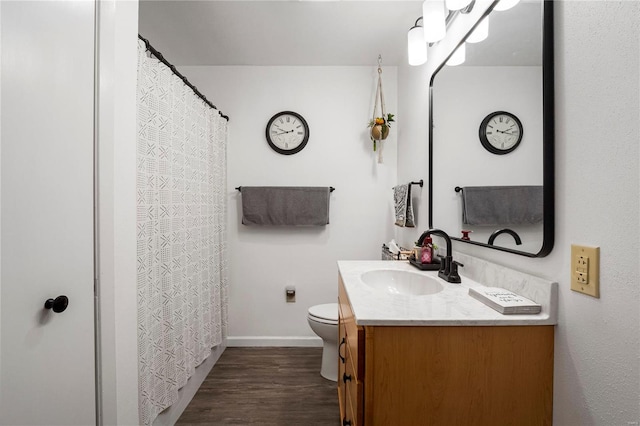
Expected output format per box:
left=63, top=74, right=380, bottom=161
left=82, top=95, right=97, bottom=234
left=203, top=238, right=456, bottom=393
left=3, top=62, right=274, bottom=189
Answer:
left=308, top=303, right=338, bottom=322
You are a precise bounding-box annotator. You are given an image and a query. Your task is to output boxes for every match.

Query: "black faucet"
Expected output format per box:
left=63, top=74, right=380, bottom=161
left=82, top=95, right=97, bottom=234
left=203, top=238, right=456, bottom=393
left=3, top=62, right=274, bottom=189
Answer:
left=416, top=228, right=463, bottom=283
left=488, top=228, right=522, bottom=246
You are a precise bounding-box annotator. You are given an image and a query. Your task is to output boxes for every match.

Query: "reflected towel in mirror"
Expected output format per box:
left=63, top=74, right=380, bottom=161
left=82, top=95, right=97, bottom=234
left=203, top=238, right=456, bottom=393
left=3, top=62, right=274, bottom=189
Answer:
left=461, top=186, right=543, bottom=226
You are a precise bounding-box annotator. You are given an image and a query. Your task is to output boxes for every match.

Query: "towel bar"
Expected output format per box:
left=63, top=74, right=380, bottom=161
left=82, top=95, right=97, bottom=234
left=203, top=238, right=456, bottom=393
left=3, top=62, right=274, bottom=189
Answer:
left=392, top=180, right=423, bottom=190
left=236, top=186, right=335, bottom=192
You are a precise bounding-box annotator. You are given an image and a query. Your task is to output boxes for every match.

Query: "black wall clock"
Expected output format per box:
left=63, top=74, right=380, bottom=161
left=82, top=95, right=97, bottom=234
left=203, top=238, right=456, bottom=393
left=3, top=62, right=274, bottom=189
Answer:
left=479, top=111, right=523, bottom=155
left=265, top=111, right=309, bottom=155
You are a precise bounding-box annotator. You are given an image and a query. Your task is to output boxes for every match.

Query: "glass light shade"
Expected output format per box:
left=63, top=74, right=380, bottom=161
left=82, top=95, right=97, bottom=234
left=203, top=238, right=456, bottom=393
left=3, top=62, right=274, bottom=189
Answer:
left=494, top=0, right=520, bottom=11
left=446, top=43, right=465, bottom=66
left=445, top=0, right=472, bottom=11
left=466, top=16, right=489, bottom=43
left=422, top=0, right=446, bottom=43
left=408, top=26, right=427, bottom=66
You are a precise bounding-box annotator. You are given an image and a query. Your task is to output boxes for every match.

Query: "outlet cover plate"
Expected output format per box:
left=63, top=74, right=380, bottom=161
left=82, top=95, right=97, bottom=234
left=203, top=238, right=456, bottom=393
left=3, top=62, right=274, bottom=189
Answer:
left=571, top=244, right=600, bottom=298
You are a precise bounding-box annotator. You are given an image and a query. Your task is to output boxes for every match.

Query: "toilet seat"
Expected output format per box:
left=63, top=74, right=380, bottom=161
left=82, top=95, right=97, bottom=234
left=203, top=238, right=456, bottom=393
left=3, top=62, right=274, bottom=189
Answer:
left=308, top=303, right=338, bottom=325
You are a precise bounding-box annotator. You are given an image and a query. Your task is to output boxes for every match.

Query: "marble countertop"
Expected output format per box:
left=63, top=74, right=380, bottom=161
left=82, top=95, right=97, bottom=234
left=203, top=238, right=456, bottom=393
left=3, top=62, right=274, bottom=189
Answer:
left=338, top=260, right=558, bottom=326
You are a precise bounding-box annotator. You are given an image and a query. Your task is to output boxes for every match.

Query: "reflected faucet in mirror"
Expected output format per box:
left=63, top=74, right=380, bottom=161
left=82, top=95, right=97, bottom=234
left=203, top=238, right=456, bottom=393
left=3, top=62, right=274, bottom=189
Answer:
left=488, top=228, right=522, bottom=246
left=416, top=229, right=463, bottom=284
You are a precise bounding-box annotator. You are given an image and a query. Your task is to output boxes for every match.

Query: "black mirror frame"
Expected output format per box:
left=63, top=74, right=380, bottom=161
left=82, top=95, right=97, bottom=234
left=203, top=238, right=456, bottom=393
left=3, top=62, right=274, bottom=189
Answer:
left=428, top=0, right=554, bottom=258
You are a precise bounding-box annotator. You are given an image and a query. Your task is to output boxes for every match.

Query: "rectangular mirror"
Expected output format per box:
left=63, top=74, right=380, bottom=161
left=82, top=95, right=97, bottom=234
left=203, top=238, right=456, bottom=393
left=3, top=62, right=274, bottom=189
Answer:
left=429, top=0, right=554, bottom=257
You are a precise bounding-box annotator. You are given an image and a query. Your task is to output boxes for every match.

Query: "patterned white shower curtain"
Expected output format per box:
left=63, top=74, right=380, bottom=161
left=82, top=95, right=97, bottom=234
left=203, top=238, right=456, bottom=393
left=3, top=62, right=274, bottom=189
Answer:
left=136, top=40, right=229, bottom=426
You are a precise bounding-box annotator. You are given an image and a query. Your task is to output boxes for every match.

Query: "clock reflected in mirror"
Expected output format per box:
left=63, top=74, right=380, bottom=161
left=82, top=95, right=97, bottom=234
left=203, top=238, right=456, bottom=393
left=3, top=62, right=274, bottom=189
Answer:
left=265, top=111, right=310, bottom=155
left=479, top=111, right=524, bottom=155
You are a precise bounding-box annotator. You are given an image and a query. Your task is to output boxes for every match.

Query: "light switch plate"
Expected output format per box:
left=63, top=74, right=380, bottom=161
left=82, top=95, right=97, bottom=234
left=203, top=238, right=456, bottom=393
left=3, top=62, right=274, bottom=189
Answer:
left=571, top=244, right=600, bottom=298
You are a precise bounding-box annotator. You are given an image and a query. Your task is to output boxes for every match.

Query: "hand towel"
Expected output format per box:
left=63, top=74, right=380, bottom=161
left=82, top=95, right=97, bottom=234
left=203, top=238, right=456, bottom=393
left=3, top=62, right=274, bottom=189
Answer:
left=393, top=184, right=415, bottom=227
left=241, top=186, right=330, bottom=226
left=461, top=185, right=543, bottom=226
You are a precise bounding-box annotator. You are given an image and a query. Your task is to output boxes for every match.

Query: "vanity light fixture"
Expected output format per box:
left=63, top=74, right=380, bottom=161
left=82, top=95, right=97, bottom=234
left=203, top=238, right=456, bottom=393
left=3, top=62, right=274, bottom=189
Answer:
left=446, top=42, right=465, bottom=66
left=422, top=0, right=447, bottom=43
left=466, top=15, right=489, bottom=43
left=408, top=18, right=428, bottom=66
left=407, top=0, right=476, bottom=66
left=494, top=0, right=520, bottom=11
left=445, top=0, right=472, bottom=11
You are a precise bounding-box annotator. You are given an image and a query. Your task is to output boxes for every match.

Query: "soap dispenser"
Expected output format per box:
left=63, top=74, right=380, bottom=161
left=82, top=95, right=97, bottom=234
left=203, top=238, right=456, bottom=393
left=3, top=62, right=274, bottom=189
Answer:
left=420, top=237, right=433, bottom=264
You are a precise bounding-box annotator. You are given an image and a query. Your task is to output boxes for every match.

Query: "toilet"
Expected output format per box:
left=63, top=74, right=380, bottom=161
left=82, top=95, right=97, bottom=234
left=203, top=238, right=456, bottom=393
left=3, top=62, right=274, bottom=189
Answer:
left=307, top=303, right=339, bottom=381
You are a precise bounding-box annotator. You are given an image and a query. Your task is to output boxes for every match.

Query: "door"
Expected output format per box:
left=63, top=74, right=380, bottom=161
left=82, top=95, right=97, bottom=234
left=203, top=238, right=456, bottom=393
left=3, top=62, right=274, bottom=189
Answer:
left=0, top=1, right=97, bottom=424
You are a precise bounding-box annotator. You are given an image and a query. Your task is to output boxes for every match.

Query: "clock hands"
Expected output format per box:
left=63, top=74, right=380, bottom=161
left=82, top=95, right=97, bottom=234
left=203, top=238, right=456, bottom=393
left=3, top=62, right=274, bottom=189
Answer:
left=275, top=129, right=294, bottom=135
left=496, top=129, right=517, bottom=136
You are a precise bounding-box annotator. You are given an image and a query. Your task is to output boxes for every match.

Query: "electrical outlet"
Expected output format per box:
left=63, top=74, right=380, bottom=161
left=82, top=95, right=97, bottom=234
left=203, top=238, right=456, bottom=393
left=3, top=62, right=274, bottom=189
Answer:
left=575, top=271, right=588, bottom=284
left=576, top=255, right=589, bottom=272
left=571, top=245, right=600, bottom=298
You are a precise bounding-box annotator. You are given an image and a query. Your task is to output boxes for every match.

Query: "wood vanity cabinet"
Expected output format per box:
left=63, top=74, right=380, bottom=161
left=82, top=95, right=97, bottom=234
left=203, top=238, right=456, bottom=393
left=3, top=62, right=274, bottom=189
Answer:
left=337, top=275, right=554, bottom=426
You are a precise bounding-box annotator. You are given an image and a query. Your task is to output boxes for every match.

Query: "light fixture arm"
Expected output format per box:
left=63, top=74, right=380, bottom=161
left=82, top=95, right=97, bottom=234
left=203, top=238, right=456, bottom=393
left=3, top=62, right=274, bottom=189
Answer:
left=460, top=0, right=475, bottom=14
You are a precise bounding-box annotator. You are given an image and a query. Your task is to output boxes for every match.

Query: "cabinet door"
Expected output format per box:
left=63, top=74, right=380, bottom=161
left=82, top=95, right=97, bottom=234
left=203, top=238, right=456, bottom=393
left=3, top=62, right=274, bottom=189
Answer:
left=338, top=312, right=347, bottom=421
left=364, top=326, right=554, bottom=425
left=344, top=345, right=360, bottom=426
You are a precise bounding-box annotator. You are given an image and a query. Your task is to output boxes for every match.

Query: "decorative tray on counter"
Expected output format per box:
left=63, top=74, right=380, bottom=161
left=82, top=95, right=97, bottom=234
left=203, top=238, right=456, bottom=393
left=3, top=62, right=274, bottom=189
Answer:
left=408, top=257, right=441, bottom=271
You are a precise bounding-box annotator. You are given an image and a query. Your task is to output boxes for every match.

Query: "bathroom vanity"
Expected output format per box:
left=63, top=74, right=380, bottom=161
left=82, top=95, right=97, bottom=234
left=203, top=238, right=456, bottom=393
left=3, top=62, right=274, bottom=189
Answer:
left=337, top=260, right=557, bottom=426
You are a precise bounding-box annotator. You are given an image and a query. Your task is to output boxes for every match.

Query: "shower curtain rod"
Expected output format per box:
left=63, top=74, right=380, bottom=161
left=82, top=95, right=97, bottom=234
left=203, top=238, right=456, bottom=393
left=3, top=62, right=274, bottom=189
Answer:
left=138, top=34, right=229, bottom=122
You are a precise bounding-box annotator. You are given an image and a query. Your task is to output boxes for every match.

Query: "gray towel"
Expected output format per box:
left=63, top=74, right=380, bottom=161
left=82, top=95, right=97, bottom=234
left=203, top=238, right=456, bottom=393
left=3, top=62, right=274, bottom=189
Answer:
left=461, top=186, right=543, bottom=226
left=241, top=186, right=330, bottom=226
left=393, top=184, right=415, bottom=227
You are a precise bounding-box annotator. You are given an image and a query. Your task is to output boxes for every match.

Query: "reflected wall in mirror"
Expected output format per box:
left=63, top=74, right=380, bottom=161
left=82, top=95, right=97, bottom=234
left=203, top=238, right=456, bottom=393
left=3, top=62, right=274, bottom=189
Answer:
left=429, top=0, right=554, bottom=257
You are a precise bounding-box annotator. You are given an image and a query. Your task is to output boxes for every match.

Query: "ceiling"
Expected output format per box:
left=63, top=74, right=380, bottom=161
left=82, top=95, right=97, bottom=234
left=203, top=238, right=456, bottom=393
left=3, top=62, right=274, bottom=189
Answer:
left=138, top=1, right=424, bottom=66
left=138, top=0, right=542, bottom=67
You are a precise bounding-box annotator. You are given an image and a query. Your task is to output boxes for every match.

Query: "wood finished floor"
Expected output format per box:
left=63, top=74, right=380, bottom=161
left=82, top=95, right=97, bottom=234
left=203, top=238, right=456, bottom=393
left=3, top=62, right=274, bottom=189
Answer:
left=177, top=347, right=340, bottom=425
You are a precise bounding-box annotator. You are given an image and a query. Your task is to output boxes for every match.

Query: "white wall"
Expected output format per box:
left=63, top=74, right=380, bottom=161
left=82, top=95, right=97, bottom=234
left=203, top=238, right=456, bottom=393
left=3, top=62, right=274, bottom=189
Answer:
left=396, top=60, right=430, bottom=248
left=397, top=1, right=640, bottom=424
left=182, top=66, right=398, bottom=343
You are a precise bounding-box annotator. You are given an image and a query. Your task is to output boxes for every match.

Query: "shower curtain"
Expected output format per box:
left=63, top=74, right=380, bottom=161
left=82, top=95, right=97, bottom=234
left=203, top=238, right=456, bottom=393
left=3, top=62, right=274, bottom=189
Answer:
left=136, top=40, right=229, bottom=426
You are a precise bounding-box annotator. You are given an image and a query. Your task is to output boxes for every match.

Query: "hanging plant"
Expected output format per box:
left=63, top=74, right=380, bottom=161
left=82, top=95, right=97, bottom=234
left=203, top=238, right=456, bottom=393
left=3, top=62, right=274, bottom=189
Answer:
left=368, top=55, right=394, bottom=161
left=368, top=113, right=395, bottom=148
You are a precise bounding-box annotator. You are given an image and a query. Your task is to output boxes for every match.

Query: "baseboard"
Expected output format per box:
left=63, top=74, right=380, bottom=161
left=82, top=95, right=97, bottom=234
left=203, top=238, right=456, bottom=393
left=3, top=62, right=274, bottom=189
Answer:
left=227, top=336, right=323, bottom=347
left=152, top=342, right=226, bottom=426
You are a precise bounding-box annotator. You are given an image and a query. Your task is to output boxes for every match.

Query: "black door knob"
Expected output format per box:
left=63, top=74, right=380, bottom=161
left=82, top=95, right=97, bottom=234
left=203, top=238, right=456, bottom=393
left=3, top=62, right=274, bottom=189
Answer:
left=44, top=295, right=69, bottom=313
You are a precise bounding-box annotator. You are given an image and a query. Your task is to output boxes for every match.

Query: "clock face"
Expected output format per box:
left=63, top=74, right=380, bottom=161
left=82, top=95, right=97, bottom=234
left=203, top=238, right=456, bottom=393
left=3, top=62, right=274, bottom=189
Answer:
left=479, top=111, right=523, bottom=155
left=266, top=111, right=309, bottom=155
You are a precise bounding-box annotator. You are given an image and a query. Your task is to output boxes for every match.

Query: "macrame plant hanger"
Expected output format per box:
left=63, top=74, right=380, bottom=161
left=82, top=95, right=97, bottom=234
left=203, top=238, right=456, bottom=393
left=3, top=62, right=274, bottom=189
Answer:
left=371, top=54, right=387, bottom=164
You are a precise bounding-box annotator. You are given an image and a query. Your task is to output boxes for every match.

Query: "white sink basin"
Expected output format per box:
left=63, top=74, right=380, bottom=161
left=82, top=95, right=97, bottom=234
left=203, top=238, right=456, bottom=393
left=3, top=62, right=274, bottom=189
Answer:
left=360, top=269, right=443, bottom=296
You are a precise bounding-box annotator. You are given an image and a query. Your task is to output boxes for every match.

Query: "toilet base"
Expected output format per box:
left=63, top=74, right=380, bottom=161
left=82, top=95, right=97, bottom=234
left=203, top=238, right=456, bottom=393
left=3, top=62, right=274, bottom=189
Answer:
left=307, top=304, right=339, bottom=382
left=320, top=339, right=338, bottom=382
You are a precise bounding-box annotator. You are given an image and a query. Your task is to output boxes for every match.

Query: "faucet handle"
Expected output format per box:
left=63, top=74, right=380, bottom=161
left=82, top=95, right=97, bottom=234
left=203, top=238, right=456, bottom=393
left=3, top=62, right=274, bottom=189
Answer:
left=448, top=261, right=464, bottom=284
